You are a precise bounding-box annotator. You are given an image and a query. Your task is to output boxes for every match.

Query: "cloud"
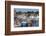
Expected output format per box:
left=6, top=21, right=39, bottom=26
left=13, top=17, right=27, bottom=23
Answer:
left=14, top=8, right=39, bottom=13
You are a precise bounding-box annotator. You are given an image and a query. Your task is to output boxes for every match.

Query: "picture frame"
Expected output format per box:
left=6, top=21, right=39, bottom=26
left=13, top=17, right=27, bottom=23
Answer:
left=5, top=1, right=45, bottom=35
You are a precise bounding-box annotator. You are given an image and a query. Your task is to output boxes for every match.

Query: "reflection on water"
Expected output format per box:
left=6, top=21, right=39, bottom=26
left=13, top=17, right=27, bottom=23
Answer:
left=14, top=15, right=39, bottom=27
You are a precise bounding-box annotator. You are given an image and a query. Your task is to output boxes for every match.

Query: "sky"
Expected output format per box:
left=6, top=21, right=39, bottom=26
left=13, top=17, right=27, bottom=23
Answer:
left=14, top=8, right=39, bottom=13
